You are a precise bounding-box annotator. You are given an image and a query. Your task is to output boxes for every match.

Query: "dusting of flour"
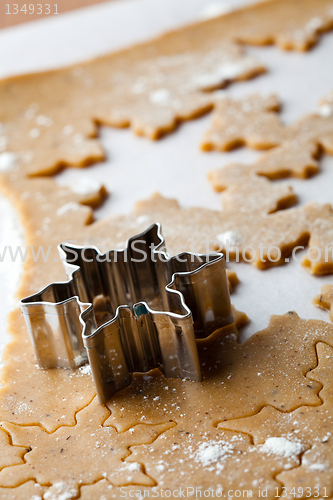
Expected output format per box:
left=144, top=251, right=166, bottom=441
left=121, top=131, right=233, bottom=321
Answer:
left=260, top=437, right=305, bottom=459
left=194, top=440, right=234, bottom=466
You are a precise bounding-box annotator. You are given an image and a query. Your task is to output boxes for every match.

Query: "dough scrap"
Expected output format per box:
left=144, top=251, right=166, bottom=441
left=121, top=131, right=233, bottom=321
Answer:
left=0, top=397, right=173, bottom=495
left=208, top=139, right=320, bottom=215
left=203, top=94, right=333, bottom=273
left=1, top=0, right=333, bottom=175
left=226, top=269, right=239, bottom=292
left=313, top=285, right=333, bottom=322
left=209, top=161, right=297, bottom=214
left=202, top=92, right=333, bottom=154
left=250, top=140, right=320, bottom=180
left=218, top=342, right=333, bottom=498
left=201, top=93, right=283, bottom=151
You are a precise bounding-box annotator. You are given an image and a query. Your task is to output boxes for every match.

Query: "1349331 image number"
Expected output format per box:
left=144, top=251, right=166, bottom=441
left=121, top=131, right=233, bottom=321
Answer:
left=6, top=4, right=59, bottom=14
left=275, top=487, right=329, bottom=498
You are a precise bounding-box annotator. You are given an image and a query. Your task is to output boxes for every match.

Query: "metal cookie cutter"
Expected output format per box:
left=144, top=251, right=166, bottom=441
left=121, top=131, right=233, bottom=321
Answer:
left=21, top=223, right=233, bottom=403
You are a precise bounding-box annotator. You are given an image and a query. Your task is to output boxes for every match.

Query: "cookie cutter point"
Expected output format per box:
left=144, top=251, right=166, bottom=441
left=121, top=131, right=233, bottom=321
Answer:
left=20, top=223, right=234, bottom=404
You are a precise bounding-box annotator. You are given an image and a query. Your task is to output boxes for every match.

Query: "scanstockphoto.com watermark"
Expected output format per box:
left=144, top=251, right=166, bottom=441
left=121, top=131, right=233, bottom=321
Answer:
left=119, top=485, right=329, bottom=498
left=0, top=239, right=333, bottom=265
left=119, top=486, right=254, bottom=498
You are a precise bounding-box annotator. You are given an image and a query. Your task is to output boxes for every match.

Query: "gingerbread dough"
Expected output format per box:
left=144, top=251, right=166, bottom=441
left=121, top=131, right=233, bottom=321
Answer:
left=209, top=140, right=320, bottom=213
left=128, top=426, right=304, bottom=499
left=202, top=92, right=333, bottom=154
left=0, top=428, right=29, bottom=470
left=1, top=1, right=333, bottom=176
left=0, top=178, right=106, bottom=432
left=313, top=284, right=333, bottom=322
left=206, top=95, right=333, bottom=269
left=0, top=2, right=332, bottom=497
left=219, top=342, right=333, bottom=498
left=2, top=312, right=332, bottom=498
left=4, top=170, right=333, bottom=279
left=202, top=93, right=283, bottom=151
left=0, top=194, right=331, bottom=496
left=0, top=164, right=332, bottom=440
left=0, top=175, right=243, bottom=434
left=0, top=482, right=45, bottom=500
left=105, top=312, right=332, bottom=431
left=206, top=92, right=333, bottom=222
left=132, top=193, right=333, bottom=274
left=1, top=164, right=333, bottom=496
left=207, top=94, right=326, bottom=213
left=209, top=161, right=297, bottom=214
left=0, top=398, right=172, bottom=496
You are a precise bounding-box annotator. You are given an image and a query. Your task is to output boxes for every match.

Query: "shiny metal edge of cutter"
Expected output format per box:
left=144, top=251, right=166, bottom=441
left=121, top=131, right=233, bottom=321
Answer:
left=20, top=223, right=234, bottom=403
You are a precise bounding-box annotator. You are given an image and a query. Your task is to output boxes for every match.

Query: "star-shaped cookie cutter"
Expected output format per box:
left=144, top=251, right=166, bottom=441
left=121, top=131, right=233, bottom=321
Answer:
left=21, top=223, right=233, bottom=403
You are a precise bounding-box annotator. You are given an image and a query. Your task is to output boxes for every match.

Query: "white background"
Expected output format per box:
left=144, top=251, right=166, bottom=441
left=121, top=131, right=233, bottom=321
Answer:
left=0, top=0, right=333, bottom=356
